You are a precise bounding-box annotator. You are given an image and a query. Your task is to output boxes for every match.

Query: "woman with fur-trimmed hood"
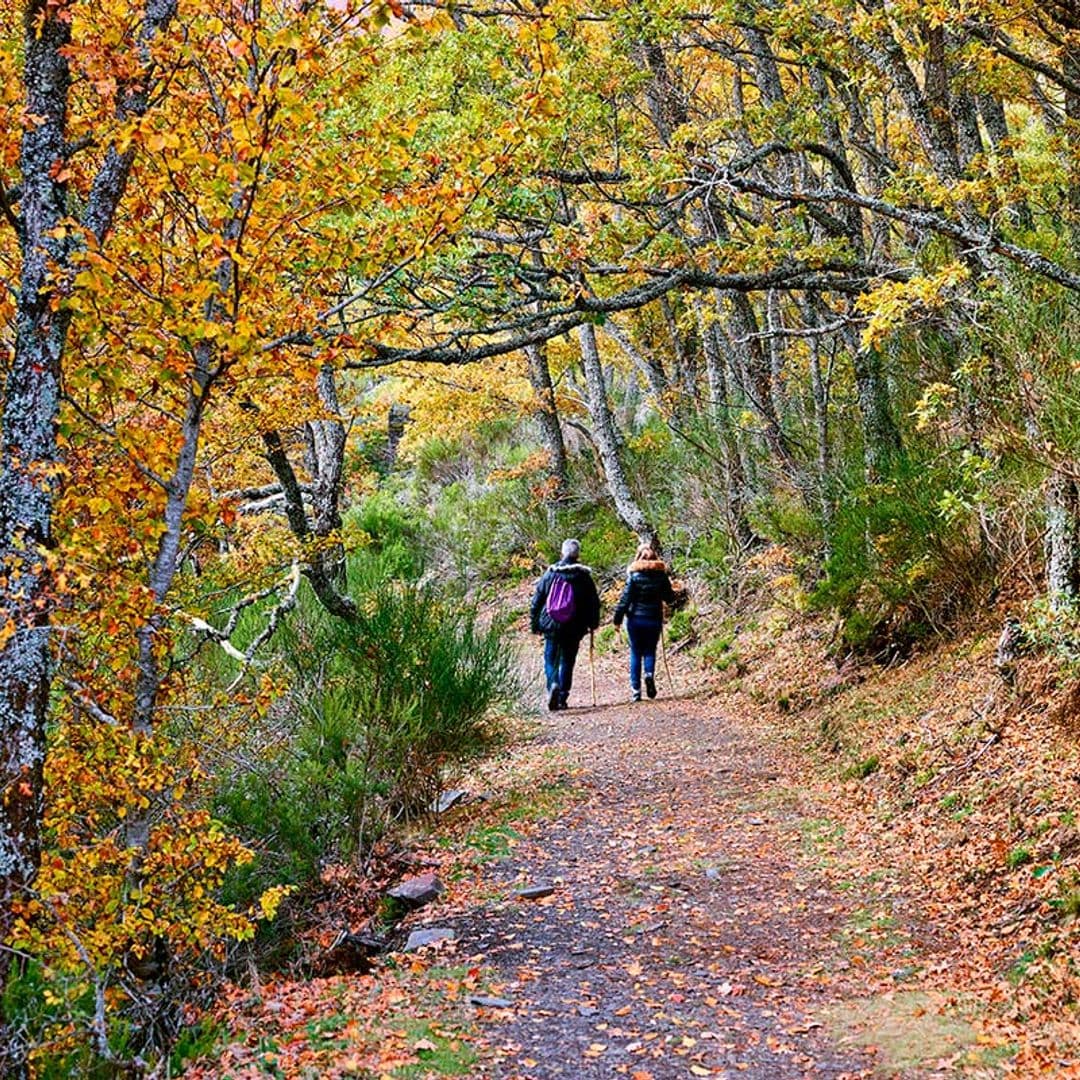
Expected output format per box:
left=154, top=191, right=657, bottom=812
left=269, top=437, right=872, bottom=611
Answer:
left=612, top=542, right=676, bottom=702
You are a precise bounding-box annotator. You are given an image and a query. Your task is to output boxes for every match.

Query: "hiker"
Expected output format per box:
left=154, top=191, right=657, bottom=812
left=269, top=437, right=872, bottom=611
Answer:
left=612, top=541, right=676, bottom=702
left=530, top=538, right=601, bottom=711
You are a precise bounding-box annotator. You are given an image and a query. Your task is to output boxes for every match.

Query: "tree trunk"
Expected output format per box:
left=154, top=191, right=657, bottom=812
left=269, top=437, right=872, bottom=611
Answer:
left=0, top=8, right=74, bottom=1071
left=977, top=93, right=1032, bottom=229
left=385, top=403, right=410, bottom=470
left=922, top=22, right=960, bottom=172
left=602, top=320, right=670, bottom=404
left=263, top=428, right=358, bottom=620
left=851, top=341, right=903, bottom=481
left=724, top=292, right=798, bottom=476
left=808, top=335, right=834, bottom=544
left=1065, top=37, right=1080, bottom=255
left=661, top=296, right=696, bottom=414
left=1, top=0, right=176, bottom=1064
left=1046, top=469, right=1080, bottom=611
left=1031, top=29, right=1080, bottom=606
left=697, top=301, right=756, bottom=549
left=765, top=290, right=788, bottom=422
left=952, top=89, right=985, bottom=171
left=524, top=341, right=568, bottom=503
left=578, top=324, right=657, bottom=544
left=307, top=364, right=349, bottom=586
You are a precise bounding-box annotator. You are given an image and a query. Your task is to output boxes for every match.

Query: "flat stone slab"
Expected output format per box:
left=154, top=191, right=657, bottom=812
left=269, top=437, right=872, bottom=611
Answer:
left=387, top=873, right=445, bottom=908
left=403, top=928, right=456, bottom=952
left=433, top=789, right=469, bottom=813
left=515, top=883, right=556, bottom=900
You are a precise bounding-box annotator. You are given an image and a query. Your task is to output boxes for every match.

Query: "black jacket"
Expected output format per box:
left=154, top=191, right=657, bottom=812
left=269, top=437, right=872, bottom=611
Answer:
left=612, top=559, right=676, bottom=626
left=530, top=562, right=601, bottom=640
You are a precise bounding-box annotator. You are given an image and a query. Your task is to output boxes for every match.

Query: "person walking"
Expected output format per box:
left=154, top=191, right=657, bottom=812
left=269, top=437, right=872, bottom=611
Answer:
left=612, top=542, right=676, bottom=702
left=530, top=538, right=601, bottom=711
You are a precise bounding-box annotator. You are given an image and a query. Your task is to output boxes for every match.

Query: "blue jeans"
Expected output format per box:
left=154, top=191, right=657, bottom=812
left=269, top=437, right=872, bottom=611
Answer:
left=543, top=635, right=581, bottom=701
left=626, top=617, right=661, bottom=692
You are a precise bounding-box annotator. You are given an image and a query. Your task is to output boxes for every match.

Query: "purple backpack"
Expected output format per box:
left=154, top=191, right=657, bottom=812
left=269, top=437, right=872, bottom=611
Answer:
left=546, top=574, right=577, bottom=624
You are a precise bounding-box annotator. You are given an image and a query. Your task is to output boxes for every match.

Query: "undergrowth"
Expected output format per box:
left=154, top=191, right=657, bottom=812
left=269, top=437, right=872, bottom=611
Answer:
left=210, top=551, right=520, bottom=910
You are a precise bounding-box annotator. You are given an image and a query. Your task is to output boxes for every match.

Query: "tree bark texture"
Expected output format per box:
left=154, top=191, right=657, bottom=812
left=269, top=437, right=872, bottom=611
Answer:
left=1046, top=469, right=1080, bottom=611
left=577, top=324, right=657, bottom=545
left=0, top=7, right=73, bottom=1072
left=851, top=342, right=903, bottom=481
left=524, top=341, right=568, bottom=501
left=385, top=403, right=410, bottom=470
left=306, top=365, right=349, bottom=585
left=2, top=0, right=177, bottom=1063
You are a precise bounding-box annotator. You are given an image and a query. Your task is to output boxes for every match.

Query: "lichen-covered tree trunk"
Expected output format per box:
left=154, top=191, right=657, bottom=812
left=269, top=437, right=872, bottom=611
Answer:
left=1044, top=24, right=1080, bottom=607
left=306, top=364, right=349, bottom=585
left=0, top=8, right=75, bottom=1071
left=697, top=302, right=756, bottom=549
left=1046, top=470, right=1080, bottom=612
left=524, top=340, right=568, bottom=505
left=850, top=336, right=903, bottom=482
left=578, top=324, right=656, bottom=545
left=807, top=335, right=834, bottom=545
left=1066, top=40, right=1080, bottom=252
left=385, top=403, right=410, bottom=470
left=1, top=0, right=175, bottom=1065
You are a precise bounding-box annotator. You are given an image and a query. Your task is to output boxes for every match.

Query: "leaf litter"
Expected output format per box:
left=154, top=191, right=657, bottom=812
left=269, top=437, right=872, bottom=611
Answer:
left=184, top=598, right=1080, bottom=1077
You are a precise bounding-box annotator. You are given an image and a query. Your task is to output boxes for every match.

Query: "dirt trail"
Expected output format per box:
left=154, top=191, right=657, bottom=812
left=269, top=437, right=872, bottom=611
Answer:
left=427, top=644, right=959, bottom=1079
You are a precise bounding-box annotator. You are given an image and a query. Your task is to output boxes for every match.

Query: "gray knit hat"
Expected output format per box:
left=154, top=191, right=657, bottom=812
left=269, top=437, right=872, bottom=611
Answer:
left=560, top=538, right=581, bottom=563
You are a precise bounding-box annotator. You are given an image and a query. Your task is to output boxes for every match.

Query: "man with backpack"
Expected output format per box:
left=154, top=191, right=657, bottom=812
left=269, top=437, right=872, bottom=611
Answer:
left=530, top=538, right=601, bottom=711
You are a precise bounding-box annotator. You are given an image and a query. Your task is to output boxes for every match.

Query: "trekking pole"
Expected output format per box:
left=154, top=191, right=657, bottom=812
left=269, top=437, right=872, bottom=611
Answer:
left=660, top=611, right=675, bottom=694
left=590, top=629, right=597, bottom=707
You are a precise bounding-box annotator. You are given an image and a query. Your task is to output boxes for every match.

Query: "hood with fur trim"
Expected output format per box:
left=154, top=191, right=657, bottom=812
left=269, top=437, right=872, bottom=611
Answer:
left=628, top=559, right=667, bottom=574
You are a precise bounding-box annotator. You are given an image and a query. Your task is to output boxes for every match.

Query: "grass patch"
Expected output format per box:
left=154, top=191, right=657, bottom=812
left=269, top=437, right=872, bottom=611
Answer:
left=842, top=754, right=881, bottom=780
left=819, top=991, right=981, bottom=1072
left=799, top=817, right=845, bottom=860
left=839, top=905, right=907, bottom=956
left=696, top=629, right=740, bottom=672
left=394, top=1018, right=478, bottom=1077
left=463, top=823, right=520, bottom=862
left=1007, top=844, right=1034, bottom=869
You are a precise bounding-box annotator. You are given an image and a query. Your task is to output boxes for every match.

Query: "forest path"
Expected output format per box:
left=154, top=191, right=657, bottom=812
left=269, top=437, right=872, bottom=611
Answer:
left=445, top=639, right=964, bottom=1080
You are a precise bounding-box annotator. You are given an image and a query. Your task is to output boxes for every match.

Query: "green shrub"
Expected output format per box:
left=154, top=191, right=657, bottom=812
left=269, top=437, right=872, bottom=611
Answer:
left=578, top=505, right=636, bottom=576
left=346, top=489, right=429, bottom=581
left=808, top=453, right=991, bottom=652
left=696, top=631, right=738, bottom=671
left=751, top=490, right=822, bottom=552
left=595, top=624, right=618, bottom=655
left=842, top=755, right=881, bottom=780
left=683, top=529, right=737, bottom=591
left=213, top=576, right=519, bottom=905
left=665, top=606, right=696, bottom=642
left=1007, top=844, right=1034, bottom=870
left=430, top=477, right=548, bottom=585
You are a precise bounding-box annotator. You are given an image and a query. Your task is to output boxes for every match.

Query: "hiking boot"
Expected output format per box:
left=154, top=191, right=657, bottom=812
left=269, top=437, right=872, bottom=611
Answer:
left=631, top=689, right=642, bottom=702
left=548, top=685, right=561, bottom=711
left=558, top=692, right=569, bottom=710
left=645, top=675, right=657, bottom=699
